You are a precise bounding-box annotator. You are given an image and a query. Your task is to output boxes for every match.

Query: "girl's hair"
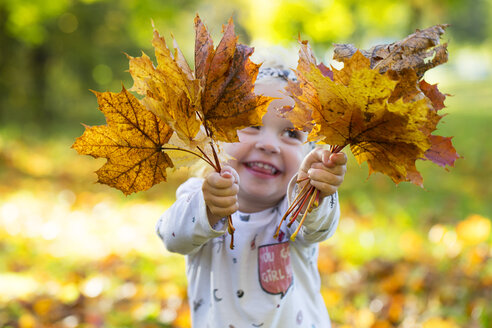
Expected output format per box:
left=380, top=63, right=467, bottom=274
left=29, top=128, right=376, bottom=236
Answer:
left=256, top=67, right=297, bottom=83
left=251, top=44, right=298, bottom=84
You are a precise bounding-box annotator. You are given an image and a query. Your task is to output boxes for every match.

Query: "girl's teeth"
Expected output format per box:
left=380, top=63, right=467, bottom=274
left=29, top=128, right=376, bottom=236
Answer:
left=247, top=162, right=278, bottom=175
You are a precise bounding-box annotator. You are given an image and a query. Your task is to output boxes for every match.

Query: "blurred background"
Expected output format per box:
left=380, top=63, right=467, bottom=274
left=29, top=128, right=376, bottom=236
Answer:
left=0, top=0, right=491, bottom=327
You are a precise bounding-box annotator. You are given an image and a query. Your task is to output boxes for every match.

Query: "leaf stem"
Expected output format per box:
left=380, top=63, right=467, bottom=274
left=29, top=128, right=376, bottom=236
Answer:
left=288, top=186, right=315, bottom=227
left=290, top=188, right=319, bottom=241
left=196, top=146, right=217, bottom=171
left=161, top=146, right=210, bottom=164
left=331, top=144, right=346, bottom=153
left=275, top=144, right=346, bottom=240
left=227, top=216, right=235, bottom=249
left=274, top=181, right=311, bottom=239
left=209, top=141, right=222, bottom=172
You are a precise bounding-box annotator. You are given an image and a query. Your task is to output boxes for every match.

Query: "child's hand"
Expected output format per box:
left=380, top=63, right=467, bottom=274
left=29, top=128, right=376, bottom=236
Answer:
left=298, top=148, right=347, bottom=199
left=202, top=165, right=240, bottom=226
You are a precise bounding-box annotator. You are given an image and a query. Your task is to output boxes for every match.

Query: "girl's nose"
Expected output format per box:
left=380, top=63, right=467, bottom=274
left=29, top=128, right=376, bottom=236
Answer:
left=255, top=137, right=280, bottom=154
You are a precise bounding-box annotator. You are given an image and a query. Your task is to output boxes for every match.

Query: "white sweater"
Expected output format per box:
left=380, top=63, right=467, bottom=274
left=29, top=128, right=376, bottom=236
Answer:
left=156, top=177, right=340, bottom=328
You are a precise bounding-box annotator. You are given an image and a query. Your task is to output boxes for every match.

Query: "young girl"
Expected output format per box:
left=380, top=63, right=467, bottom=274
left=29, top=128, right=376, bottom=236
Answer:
left=156, top=67, right=347, bottom=327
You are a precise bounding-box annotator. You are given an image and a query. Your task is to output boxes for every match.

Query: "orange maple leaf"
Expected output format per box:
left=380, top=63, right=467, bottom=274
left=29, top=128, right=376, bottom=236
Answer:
left=194, top=16, right=272, bottom=142
left=72, top=87, right=174, bottom=195
left=278, top=39, right=317, bottom=132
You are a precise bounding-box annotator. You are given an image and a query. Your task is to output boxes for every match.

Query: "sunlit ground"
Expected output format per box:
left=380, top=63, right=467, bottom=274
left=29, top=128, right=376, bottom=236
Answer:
left=0, top=78, right=491, bottom=327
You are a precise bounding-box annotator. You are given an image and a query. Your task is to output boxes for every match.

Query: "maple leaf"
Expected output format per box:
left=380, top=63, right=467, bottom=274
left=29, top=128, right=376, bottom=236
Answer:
left=313, top=52, right=431, bottom=185
left=142, top=89, right=202, bottom=149
left=283, top=26, right=459, bottom=185
left=333, top=24, right=449, bottom=78
left=332, top=25, right=455, bottom=168
left=333, top=27, right=459, bottom=170
left=285, top=43, right=438, bottom=185
left=127, top=29, right=201, bottom=148
left=425, top=135, right=460, bottom=169
left=417, top=80, right=460, bottom=168
left=72, top=87, right=174, bottom=195
left=419, top=79, right=448, bottom=111
left=277, top=39, right=318, bottom=132
left=194, top=16, right=272, bottom=142
left=278, top=81, right=315, bottom=132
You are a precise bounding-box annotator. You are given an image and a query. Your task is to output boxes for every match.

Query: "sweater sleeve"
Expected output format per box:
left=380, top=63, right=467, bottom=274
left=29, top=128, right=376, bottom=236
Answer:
left=156, top=178, right=227, bottom=255
left=286, top=175, right=340, bottom=245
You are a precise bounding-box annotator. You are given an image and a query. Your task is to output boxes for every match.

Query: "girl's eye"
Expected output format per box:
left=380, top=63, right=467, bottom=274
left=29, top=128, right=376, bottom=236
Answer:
left=240, top=125, right=261, bottom=134
left=283, top=128, right=301, bottom=139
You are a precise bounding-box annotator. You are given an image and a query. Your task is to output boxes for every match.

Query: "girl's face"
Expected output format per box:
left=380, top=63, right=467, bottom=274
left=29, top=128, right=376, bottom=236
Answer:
left=224, top=80, right=308, bottom=213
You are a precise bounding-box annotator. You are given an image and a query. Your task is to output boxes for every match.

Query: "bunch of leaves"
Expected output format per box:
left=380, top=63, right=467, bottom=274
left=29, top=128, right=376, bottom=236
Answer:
left=278, top=25, right=460, bottom=239
left=72, top=15, right=273, bottom=248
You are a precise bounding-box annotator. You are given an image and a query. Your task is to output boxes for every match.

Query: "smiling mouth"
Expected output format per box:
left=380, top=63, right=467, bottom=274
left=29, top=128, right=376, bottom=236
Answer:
left=244, top=162, right=281, bottom=176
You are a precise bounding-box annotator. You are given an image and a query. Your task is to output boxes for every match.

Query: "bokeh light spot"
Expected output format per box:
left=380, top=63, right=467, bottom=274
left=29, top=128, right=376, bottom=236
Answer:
left=58, top=13, right=79, bottom=34
left=92, top=64, right=113, bottom=85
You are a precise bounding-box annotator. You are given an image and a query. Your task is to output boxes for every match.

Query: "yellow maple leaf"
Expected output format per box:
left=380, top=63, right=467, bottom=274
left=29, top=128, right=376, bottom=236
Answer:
left=286, top=46, right=432, bottom=185
left=72, top=87, right=174, bottom=195
left=127, top=27, right=201, bottom=148
left=332, top=25, right=459, bottom=170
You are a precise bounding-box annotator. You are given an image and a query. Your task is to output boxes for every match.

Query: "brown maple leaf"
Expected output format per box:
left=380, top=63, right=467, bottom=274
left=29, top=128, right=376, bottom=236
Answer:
left=72, top=87, right=174, bottom=195
left=108, top=15, right=273, bottom=247
left=419, top=79, right=448, bottom=111
left=194, top=16, right=272, bottom=142
left=333, top=24, right=449, bottom=78
left=417, top=80, right=460, bottom=167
